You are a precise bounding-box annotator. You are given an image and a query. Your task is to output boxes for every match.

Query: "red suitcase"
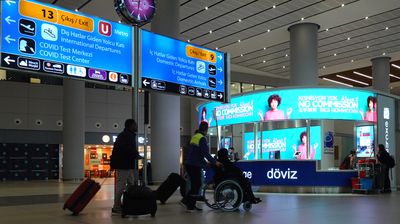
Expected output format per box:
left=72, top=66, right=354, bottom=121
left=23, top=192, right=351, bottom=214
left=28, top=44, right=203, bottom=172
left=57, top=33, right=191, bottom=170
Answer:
left=63, top=178, right=101, bottom=215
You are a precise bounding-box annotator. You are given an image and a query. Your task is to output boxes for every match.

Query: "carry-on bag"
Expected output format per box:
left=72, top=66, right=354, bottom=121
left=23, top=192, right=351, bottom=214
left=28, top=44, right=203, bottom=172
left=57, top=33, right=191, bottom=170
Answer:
left=63, top=178, right=101, bottom=215
left=156, top=172, right=186, bottom=204
left=121, top=184, right=157, bottom=217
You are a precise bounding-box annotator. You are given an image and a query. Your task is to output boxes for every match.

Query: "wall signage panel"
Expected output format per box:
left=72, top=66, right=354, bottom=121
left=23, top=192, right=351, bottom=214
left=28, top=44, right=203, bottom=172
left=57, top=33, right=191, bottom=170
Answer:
left=198, top=88, right=377, bottom=127
left=1, top=0, right=133, bottom=86
left=140, top=29, right=227, bottom=102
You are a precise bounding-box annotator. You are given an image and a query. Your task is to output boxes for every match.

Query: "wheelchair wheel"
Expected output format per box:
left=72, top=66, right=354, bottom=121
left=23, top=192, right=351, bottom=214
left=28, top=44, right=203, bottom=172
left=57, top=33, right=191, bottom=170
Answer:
left=214, top=180, right=243, bottom=212
left=202, top=184, right=219, bottom=210
left=243, top=201, right=252, bottom=211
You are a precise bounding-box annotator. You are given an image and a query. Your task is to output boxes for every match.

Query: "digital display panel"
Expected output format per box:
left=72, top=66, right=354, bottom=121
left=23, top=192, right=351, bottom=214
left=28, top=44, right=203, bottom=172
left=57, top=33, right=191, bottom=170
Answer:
left=198, top=88, right=377, bottom=127
left=141, top=29, right=226, bottom=102
left=356, top=125, right=375, bottom=157
left=1, top=0, right=133, bottom=85
left=243, top=126, right=321, bottom=160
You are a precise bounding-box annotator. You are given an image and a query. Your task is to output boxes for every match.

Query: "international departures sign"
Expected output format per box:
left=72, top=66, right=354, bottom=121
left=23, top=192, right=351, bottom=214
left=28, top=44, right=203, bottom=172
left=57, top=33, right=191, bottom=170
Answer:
left=0, top=0, right=133, bottom=86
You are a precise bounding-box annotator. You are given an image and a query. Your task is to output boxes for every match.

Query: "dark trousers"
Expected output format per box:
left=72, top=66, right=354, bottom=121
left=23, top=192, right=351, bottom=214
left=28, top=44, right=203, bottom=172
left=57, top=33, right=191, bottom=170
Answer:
left=185, top=164, right=202, bottom=209
left=383, top=167, right=391, bottom=191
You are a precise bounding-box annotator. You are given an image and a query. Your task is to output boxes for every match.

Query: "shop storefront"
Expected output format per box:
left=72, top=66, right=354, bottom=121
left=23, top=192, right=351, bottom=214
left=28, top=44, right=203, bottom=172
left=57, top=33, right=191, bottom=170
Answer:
left=199, top=87, right=398, bottom=192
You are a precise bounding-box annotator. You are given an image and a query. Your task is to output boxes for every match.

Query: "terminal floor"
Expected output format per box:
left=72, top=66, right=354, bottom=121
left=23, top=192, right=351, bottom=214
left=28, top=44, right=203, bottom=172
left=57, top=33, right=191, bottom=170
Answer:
left=0, top=178, right=398, bottom=224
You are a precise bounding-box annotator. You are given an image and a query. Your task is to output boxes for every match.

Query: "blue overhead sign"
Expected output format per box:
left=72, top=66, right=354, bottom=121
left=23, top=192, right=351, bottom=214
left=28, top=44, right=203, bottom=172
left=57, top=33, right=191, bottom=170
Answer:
left=1, top=0, right=133, bottom=86
left=140, top=29, right=227, bottom=102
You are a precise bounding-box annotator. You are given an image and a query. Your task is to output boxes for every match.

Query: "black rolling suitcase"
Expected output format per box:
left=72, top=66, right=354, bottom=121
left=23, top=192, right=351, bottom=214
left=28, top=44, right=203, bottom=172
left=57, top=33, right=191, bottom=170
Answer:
left=121, top=184, right=157, bottom=217
left=156, top=173, right=186, bottom=204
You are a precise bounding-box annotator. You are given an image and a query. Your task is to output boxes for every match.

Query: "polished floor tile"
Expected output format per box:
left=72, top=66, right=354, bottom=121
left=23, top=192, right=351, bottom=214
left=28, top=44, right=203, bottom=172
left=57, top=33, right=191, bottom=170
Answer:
left=0, top=178, right=398, bottom=224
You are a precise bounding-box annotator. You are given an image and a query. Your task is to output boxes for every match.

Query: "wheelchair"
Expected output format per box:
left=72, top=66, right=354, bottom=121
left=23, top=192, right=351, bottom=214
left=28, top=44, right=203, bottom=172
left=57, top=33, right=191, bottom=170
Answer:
left=201, top=178, right=253, bottom=212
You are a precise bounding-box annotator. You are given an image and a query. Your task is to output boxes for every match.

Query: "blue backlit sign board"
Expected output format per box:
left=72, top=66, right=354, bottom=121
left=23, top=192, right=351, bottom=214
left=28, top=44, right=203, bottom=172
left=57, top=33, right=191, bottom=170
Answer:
left=1, top=0, right=133, bottom=86
left=243, top=126, right=322, bottom=161
left=140, top=29, right=227, bottom=102
left=198, top=88, right=377, bottom=127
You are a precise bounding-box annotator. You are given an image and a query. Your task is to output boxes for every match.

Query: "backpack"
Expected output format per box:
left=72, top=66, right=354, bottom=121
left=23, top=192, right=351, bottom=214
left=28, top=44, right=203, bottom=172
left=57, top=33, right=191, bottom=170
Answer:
left=387, top=155, right=395, bottom=168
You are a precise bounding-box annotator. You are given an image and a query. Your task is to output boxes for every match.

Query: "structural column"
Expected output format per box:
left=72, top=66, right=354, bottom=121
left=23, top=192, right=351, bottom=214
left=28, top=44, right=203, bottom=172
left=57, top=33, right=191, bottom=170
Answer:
left=150, top=0, right=181, bottom=182
left=288, top=23, right=320, bottom=86
left=371, top=56, right=391, bottom=93
left=62, top=79, right=85, bottom=180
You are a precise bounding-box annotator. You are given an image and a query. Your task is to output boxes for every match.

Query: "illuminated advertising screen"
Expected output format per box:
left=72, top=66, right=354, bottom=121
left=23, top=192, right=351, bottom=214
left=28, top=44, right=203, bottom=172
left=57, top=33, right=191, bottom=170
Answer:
left=141, top=29, right=227, bottom=102
left=198, top=88, right=377, bottom=127
left=1, top=0, right=133, bottom=86
left=243, top=126, right=321, bottom=160
left=220, top=137, right=232, bottom=149
left=356, top=125, right=375, bottom=157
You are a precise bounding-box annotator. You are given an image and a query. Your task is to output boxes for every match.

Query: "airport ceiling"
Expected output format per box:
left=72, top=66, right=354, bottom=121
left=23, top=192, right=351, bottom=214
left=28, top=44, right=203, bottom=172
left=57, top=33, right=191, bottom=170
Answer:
left=37, top=0, right=400, bottom=94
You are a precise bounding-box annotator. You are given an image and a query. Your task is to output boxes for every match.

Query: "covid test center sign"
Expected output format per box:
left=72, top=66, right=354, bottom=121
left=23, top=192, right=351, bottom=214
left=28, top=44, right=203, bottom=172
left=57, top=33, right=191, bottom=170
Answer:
left=140, top=29, right=228, bottom=102
left=1, top=0, right=133, bottom=86
left=198, top=88, right=377, bottom=127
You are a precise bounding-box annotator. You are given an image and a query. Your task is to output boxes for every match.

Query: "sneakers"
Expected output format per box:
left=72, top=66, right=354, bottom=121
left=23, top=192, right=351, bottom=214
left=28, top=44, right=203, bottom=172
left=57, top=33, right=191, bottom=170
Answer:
left=186, top=204, right=202, bottom=212
left=111, top=208, right=121, bottom=215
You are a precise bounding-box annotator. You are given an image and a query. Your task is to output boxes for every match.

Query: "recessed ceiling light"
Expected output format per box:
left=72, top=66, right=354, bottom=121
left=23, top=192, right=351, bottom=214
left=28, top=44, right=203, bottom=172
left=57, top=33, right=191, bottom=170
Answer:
left=353, top=71, right=372, bottom=79
left=385, top=27, right=389, bottom=30
left=238, top=19, right=242, bottom=22
left=75, top=9, right=79, bottom=12
left=187, top=40, right=190, bottom=42
left=391, top=64, right=400, bottom=69
left=351, top=59, right=354, bottom=62
left=263, top=60, right=266, bottom=63
left=301, top=17, right=304, bottom=21
left=283, top=65, right=286, bottom=69
left=382, top=52, right=386, bottom=56
left=389, top=74, right=400, bottom=80
left=347, top=37, right=351, bottom=40
left=322, top=78, right=353, bottom=87
left=334, top=53, right=337, bottom=56
left=365, top=16, right=368, bottom=19
left=341, top=3, right=345, bottom=7
left=273, top=5, right=276, bottom=8
left=267, top=29, right=270, bottom=32
left=285, top=54, right=288, bottom=57
left=209, top=30, right=212, bottom=34
left=366, top=45, right=369, bottom=48
left=215, top=47, right=218, bottom=50
left=323, top=66, right=326, bottom=69
left=238, top=39, right=241, bottom=42
left=205, top=6, right=208, bottom=10
left=325, top=28, right=329, bottom=31
left=336, top=75, right=369, bottom=86
left=263, top=47, right=266, bottom=50
left=240, top=54, right=243, bottom=57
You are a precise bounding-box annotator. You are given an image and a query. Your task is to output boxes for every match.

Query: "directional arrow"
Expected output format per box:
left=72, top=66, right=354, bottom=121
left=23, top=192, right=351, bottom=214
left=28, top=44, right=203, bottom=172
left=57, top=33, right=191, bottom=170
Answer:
left=218, top=93, right=223, bottom=99
left=143, top=79, right=150, bottom=86
left=218, top=55, right=223, bottom=60
left=6, top=0, right=16, bottom=6
left=218, top=80, right=223, bottom=85
left=5, top=16, right=16, bottom=25
left=5, top=35, right=16, bottom=44
left=218, top=67, right=223, bottom=72
left=3, top=56, right=16, bottom=65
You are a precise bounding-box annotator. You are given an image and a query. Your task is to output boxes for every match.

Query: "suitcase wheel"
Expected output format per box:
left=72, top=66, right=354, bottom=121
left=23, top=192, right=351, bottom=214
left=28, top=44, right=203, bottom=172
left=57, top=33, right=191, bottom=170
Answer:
left=151, top=212, right=155, bottom=217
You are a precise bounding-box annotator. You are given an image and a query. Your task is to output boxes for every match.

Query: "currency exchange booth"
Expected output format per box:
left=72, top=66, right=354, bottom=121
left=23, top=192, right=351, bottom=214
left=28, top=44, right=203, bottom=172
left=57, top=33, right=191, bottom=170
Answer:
left=198, top=87, right=397, bottom=193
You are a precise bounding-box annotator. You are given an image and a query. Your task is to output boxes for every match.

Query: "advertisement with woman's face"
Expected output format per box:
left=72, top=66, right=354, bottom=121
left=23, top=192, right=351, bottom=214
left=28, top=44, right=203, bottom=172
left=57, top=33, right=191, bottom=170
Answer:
left=243, top=126, right=321, bottom=160
left=198, top=88, right=377, bottom=127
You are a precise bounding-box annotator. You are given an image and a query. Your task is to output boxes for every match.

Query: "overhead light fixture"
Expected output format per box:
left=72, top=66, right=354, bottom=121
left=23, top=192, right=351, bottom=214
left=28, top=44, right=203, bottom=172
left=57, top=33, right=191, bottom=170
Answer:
left=205, top=6, right=208, bottom=10
left=365, top=16, right=368, bottom=19
left=389, top=74, right=400, bottom=80
left=322, top=78, right=353, bottom=87
left=215, top=47, right=218, bottom=50
left=282, top=65, right=286, bottom=69
left=301, top=17, right=304, bottom=21
left=341, top=3, right=345, bottom=7
left=238, top=39, right=241, bottom=42
left=238, top=19, right=242, bottom=22
left=391, top=63, right=400, bottom=69
left=187, top=39, right=190, bottom=42
left=382, top=52, right=386, bottom=56
left=333, top=53, right=337, bottom=56
left=366, top=45, right=369, bottom=48
left=240, top=54, right=243, bottom=57
left=336, top=75, right=369, bottom=86
left=263, top=47, right=266, bottom=50
left=75, top=9, right=79, bottom=12
left=325, top=28, right=329, bottom=31
left=273, top=5, right=276, bottom=8
left=267, top=29, right=270, bottom=32
left=118, top=20, right=122, bottom=23
left=285, top=54, right=288, bottom=57
left=353, top=71, right=372, bottom=79
left=347, top=37, right=351, bottom=40
left=209, top=30, right=212, bottom=34
left=351, top=59, right=354, bottom=62
left=263, top=60, right=266, bottom=63
left=385, top=27, right=389, bottom=30
left=323, top=66, right=326, bottom=69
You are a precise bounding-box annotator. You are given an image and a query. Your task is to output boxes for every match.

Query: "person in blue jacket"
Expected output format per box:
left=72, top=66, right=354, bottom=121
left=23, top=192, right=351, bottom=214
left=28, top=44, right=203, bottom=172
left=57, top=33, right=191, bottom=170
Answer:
left=183, top=121, right=222, bottom=212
